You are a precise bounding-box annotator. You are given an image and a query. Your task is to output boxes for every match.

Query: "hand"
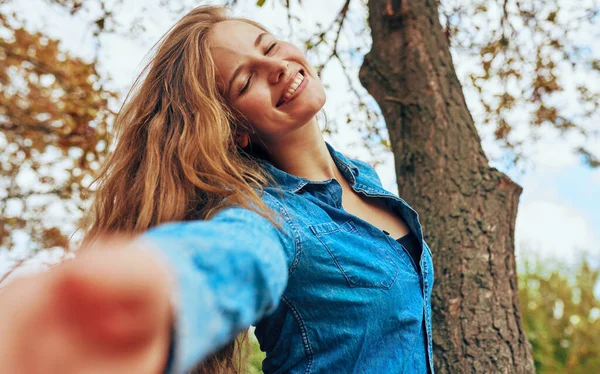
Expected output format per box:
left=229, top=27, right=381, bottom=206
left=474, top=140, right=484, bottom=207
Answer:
left=0, top=237, right=174, bottom=374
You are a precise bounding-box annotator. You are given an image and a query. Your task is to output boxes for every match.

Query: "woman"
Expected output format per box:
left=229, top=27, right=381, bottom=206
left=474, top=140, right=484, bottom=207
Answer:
left=0, top=5, right=434, bottom=374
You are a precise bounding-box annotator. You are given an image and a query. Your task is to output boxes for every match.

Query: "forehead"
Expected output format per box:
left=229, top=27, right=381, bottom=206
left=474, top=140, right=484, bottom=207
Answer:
left=208, top=20, right=266, bottom=86
left=208, top=20, right=264, bottom=52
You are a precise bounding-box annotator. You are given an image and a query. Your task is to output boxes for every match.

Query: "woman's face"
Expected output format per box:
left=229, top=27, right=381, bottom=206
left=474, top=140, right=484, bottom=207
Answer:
left=208, top=20, right=326, bottom=143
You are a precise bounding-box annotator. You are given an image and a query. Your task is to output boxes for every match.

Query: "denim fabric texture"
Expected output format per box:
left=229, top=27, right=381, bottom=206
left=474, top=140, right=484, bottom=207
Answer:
left=143, top=141, right=435, bottom=374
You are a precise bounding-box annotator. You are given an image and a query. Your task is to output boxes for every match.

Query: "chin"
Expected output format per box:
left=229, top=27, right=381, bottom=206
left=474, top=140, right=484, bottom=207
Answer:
left=298, top=102, right=325, bottom=120
left=315, top=91, right=326, bottom=109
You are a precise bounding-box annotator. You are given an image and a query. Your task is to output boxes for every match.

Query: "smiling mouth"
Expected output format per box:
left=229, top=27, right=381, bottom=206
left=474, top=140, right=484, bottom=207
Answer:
left=276, top=70, right=305, bottom=107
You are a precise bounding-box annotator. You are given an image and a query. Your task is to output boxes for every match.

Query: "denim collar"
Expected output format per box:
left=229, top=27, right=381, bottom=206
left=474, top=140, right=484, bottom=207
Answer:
left=258, top=141, right=360, bottom=193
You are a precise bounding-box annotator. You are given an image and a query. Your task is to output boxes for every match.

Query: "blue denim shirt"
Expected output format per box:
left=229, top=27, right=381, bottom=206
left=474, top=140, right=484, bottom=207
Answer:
left=143, top=142, right=435, bottom=373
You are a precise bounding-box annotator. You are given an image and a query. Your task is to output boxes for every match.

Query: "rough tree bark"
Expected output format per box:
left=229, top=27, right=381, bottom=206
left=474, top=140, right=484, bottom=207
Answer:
left=358, top=0, right=535, bottom=373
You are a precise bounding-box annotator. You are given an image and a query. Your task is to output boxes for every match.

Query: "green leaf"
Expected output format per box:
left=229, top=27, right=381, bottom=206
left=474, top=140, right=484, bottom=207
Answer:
left=256, top=0, right=266, bottom=6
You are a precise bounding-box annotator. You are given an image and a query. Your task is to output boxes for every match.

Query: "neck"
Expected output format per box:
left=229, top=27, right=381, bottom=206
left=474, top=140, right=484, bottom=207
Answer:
left=262, top=117, right=342, bottom=182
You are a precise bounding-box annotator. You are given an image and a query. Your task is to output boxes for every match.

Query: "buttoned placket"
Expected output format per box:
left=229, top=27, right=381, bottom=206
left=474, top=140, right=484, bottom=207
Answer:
left=350, top=184, right=433, bottom=374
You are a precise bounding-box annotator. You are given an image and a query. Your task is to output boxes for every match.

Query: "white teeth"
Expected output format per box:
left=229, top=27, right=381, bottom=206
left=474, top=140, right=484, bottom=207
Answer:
left=283, top=73, right=304, bottom=100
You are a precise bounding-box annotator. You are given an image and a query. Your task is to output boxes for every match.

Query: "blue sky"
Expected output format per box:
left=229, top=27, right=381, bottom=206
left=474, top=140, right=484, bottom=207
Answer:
left=539, top=164, right=600, bottom=231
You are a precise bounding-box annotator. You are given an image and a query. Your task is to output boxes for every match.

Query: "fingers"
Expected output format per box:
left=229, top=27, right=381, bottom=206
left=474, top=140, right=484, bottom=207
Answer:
left=54, top=242, right=172, bottom=350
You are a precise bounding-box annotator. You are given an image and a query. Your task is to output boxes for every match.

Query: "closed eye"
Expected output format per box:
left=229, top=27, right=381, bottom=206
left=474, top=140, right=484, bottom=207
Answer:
left=239, top=42, right=278, bottom=95
left=240, top=76, right=251, bottom=94
left=266, top=42, right=277, bottom=54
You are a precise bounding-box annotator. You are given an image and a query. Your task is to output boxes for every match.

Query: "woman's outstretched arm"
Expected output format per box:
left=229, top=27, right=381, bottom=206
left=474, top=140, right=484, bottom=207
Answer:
left=0, top=199, right=294, bottom=374
left=142, top=203, right=294, bottom=373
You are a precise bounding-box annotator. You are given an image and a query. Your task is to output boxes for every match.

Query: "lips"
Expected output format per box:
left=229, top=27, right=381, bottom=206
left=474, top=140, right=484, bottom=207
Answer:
left=276, top=69, right=305, bottom=107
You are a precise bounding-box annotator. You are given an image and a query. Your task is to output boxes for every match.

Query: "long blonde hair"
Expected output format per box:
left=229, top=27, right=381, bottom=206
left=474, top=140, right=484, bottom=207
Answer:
left=81, top=5, right=281, bottom=373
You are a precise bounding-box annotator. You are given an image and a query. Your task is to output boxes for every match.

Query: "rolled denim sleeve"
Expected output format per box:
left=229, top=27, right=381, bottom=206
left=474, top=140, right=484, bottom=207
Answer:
left=138, top=197, right=295, bottom=373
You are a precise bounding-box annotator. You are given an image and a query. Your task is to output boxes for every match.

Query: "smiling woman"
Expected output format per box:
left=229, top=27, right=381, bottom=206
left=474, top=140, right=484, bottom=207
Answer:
left=0, top=5, right=434, bottom=374
left=208, top=19, right=325, bottom=150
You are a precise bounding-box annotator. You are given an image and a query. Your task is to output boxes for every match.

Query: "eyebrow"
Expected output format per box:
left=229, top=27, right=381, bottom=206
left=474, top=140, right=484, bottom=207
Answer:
left=226, top=32, right=269, bottom=99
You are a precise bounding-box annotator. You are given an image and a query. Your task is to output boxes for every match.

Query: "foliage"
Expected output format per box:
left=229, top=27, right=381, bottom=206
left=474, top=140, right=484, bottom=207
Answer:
left=0, top=10, right=116, bottom=281
left=440, top=0, right=600, bottom=166
left=247, top=333, right=266, bottom=374
left=519, top=256, right=600, bottom=373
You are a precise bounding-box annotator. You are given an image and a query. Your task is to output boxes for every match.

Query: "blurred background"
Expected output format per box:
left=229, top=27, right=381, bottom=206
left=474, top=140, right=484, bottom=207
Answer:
left=0, top=0, right=598, bottom=372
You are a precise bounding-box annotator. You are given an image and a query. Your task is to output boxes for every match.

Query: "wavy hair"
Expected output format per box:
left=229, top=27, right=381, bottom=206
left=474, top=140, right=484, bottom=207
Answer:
left=80, top=5, right=282, bottom=373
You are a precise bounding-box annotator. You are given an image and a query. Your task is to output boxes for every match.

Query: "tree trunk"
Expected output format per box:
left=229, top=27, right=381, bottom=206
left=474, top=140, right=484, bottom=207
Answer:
left=359, top=1, right=535, bottom=372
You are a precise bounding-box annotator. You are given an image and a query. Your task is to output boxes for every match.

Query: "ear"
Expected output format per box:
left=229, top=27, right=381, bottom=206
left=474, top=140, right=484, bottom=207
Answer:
left=236, top=132, right=250, bottom=148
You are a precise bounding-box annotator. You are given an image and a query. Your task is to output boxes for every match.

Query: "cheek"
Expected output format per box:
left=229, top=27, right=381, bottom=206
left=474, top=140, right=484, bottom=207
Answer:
left=237, top=97, right=268, bottom=122
left=280, top=42, right=305, bottom=58
left=280, top=43, right=324, bottom=90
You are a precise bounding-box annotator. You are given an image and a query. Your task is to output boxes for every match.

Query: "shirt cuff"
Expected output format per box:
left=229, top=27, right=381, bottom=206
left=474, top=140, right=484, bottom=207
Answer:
left=134, top=237, right=184, bottom=374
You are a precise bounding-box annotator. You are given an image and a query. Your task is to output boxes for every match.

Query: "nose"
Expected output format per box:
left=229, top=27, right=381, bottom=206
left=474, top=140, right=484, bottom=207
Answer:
left=264, top=58, right=288, bottom=85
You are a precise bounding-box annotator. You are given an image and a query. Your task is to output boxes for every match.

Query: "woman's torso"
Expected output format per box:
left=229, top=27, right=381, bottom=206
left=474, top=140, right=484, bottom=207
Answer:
left=254, top=142, right=435, bottom=374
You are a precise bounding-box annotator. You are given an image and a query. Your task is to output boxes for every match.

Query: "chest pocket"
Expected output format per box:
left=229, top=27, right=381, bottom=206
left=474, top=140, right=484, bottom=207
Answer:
left=309, top=220, right=399, bottom=289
